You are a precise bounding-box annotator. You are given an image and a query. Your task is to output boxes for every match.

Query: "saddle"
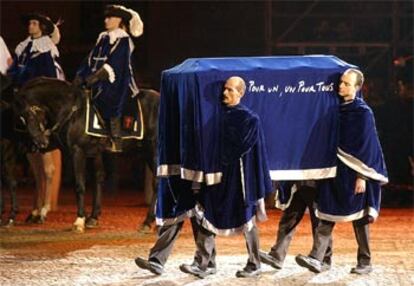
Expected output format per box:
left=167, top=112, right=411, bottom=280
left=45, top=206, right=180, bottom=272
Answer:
left=85, top=96, right=144, bottom=140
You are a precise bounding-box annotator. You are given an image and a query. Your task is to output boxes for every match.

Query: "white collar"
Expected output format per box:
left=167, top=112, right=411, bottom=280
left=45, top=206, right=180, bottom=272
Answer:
left=97, top=28, right=129, bottom=45
left=15, top=36, right=59, bottom=58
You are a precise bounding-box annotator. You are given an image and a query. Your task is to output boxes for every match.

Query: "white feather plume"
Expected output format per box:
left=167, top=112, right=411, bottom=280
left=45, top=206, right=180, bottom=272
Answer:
left=127, top=8, right=143, bottom=38
left=112, top=5, right=143, bottom=38
left=50, top=25, right=61, bottom=45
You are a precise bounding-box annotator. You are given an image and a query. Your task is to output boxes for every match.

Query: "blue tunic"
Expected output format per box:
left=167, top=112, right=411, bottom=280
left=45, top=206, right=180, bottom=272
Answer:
left=8, top=36, right=62, bottom=86
left=315, top=98, right=388, bottom=222
left=194, top=104, right=273, bottom=235
left=76, top=29, right=139, bottom=119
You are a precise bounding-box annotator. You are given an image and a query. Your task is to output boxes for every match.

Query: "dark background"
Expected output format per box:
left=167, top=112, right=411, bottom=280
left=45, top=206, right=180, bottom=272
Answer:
left=2, top=1, right=412, bottom=90
left=1, top=0, right=413, bottom=201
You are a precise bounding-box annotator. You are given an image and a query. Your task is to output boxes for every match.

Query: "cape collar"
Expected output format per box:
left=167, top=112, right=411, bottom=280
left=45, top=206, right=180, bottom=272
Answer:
left=97, top=28, right=129, bottom=45
left=15, top=36, right=59, bottom=58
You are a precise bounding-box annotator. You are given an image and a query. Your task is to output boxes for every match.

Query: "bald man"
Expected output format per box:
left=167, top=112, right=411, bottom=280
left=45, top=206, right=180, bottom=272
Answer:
left=222, top=76, right=246, bottom=106
left=179, top=76, right=272, bottom=278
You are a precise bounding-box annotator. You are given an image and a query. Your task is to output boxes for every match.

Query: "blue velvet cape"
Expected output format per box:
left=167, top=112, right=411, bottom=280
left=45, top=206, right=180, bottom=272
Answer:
left=76, top=32, right=138, bottom=119
left=155, top=176, right=197, bottom=226
left=157, top=56, right=357, bottom=184
left=8, top=40, right=59, bottom=86
left=193, top=104, right=273, bottom=235
left=315, top=98, right=388, bottom=222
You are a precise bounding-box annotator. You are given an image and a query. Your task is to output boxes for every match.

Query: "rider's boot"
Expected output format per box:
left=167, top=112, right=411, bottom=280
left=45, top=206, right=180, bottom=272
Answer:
left=108, top=117, right=122, bottom=152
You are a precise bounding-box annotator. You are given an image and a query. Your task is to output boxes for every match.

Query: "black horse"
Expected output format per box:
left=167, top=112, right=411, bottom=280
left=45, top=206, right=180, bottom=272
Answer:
left=16, top=77, right=159, bottom=232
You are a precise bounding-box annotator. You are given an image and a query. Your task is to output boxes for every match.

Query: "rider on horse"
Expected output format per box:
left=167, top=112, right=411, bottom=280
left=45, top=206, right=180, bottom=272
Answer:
left=8, top=13, right=64, bottom=85
left=7, top=13, right=64, bottom=224
left=73, top=5, right=143, bottom=152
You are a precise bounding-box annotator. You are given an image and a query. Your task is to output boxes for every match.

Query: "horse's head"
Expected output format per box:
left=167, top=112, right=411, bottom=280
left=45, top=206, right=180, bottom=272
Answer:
left=14, top=77, right=81, bottom=150
left=20, top=103, right=51, bottom=149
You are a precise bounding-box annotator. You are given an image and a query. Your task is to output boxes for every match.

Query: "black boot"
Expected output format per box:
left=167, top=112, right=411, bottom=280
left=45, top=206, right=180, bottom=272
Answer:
left=109, top=117, right=122, bottom=152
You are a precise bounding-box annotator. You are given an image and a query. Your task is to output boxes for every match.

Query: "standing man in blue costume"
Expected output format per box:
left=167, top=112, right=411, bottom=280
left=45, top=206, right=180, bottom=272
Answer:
left=74, top=5, right=142, bottom=152
left=8, top=13, right=64, bottom=224
left=296, top=69, right=388, bottom=274
left=180, top=76, right=273, bottom=278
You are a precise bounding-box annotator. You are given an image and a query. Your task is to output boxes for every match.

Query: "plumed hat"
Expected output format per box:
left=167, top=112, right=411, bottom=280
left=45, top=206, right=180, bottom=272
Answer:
left=22, top=13, right=61, bottom=44
left=104, top=5, right=143, bottom=37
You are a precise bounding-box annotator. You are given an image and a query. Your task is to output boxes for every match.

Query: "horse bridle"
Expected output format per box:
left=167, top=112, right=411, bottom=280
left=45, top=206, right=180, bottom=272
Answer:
left=22, top=105, right=47, bottom=137
left=23, top=104, right=79, bottom=140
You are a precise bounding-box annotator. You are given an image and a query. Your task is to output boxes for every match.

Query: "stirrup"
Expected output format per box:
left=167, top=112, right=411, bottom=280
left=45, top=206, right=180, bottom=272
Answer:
left=107, top=139, right=122, bottom=152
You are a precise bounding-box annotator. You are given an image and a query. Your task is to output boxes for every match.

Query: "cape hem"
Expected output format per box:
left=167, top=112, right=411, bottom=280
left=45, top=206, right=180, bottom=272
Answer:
left=269, top=167, right=337, bottom=180
left=155, top=208, right=195, bottom=226
left=193, top=198, right=266, bottom=236
left=315, top=206, right=379, bottom=222
left=157, top=165, right=336, bottom=183
left=337, top=148, right=388, bottom=184
left=274, top=184, right=298, bottom=211
left=156, top=165, right=222, bottom=185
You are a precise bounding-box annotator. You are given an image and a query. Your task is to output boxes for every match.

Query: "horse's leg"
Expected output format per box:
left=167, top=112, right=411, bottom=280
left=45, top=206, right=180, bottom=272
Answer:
left=141, top=179, right=157, bottom=230
left=26, top=152, right=44, bottom=223
left=86, top=153, right=104, bottom=228
left=7, top=178, right=18, bottom=225
left=139, top=140, right=158, bottom=232
left=144, top=164, right=154, bottom=205
left=39, top=151, right=56, bottom=222
left=0, top=152, right=3, bottom=224
left=49, top=149, right=62, bottom=211
left=0, top=141, right=4, bottom=223
left=0, top=182, right=2, bottom=225
left=72, top=146, right=86, bottom=233
left=3, top=142, right=18, bottom=226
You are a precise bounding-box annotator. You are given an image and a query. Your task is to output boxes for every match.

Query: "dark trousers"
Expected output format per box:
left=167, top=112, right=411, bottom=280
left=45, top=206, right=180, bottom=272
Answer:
left=310, top=216, right=371, bottom=266
left=148, top=216, right=261, bottom=270
left=148, top=216, right=216, bottom=267
left=243, top=224, right=261, bottom=270
left=193, top=219, right=261, bottom=271
left=191, top=216, right=217, bottom=269
left=270, top=185, right=332, bottom=264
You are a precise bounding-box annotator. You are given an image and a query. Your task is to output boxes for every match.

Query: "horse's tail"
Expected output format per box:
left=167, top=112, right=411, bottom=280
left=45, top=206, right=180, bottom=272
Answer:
left=138, top=89, right=160, bottom=142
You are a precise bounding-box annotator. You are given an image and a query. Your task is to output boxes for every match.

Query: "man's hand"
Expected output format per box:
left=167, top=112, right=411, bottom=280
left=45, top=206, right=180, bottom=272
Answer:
left=72, top=75, right=84, bottom=87
left=355, top=176, right=366, bottom=194
left=85, top=67, right=109, bottom=87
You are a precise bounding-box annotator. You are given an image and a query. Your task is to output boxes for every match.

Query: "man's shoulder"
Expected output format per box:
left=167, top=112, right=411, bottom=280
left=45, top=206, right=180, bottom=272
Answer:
left=229, top=105, right=260, bottom=130
left=345, top=98, right=373, bottom=114
left=356, top=98, right=375, bottom=116
left=347, top=98, right=376, bottom=126
left=238, top=104, right=258, bottom=115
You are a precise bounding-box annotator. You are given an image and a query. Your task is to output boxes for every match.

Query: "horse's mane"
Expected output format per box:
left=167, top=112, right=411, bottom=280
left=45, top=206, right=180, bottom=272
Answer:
left=22, top=77, right=71, bottom=89
left=0, top=73, right=12, bottom=93
left=18, top=77, right=82, bottom=103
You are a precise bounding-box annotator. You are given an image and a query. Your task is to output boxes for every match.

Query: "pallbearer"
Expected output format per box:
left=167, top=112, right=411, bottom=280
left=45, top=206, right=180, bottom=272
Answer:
left=296, top=69, right=388, bottom=275
left=8, top=13, right=64, bottom=224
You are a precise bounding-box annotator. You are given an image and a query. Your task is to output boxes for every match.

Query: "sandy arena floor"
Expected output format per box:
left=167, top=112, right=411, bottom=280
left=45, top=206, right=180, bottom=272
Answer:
left=0, top=188, right=413, bottom=286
